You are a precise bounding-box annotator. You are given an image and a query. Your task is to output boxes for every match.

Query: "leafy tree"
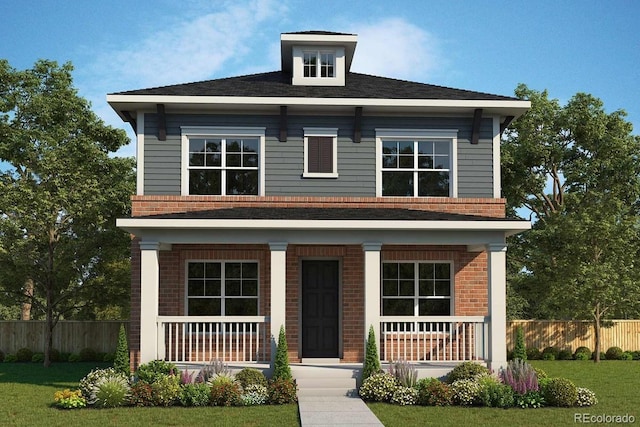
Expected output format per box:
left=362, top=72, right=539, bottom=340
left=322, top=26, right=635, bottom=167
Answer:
left=503, top=84, right=640, bottom=361
left=0, top=59, right=135, bottom=366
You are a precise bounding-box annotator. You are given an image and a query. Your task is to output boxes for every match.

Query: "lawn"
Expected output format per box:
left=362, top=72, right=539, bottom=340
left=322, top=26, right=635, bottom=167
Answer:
left=0, top=362, right=299, bottom=427
left=368, top=361, right=640, bottom=427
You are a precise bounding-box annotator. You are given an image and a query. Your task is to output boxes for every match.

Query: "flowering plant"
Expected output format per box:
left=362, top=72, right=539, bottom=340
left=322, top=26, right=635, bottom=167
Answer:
left=53, top=389, right=86, bottom=409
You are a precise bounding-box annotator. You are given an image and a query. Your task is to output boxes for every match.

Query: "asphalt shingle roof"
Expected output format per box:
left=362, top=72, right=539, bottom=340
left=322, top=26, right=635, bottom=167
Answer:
left=111, top=71, right=517, bottom=101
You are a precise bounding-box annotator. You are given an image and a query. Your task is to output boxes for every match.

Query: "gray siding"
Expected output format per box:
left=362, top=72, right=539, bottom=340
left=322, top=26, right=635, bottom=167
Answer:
left=142, top=113, right=495, bottom=198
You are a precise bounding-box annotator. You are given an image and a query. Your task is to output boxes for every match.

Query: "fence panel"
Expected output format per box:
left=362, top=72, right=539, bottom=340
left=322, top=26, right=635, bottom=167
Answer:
left=506, top=320, right=640, bottom=352
left=0, top=321, right=127, bottom=354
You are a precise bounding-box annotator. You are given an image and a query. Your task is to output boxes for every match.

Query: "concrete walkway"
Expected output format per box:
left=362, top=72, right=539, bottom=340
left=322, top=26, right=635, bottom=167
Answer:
left=298, top=395, right=384, bottom=427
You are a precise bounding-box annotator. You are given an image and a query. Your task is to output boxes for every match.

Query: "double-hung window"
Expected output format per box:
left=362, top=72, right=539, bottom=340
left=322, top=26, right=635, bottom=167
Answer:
left=187, top=261, right=259, bottom=316
left=303, top=51, right=335, bottom=78
left=381, top=262, right=452, bottom=316
left=181, top=127, right=265, bottom=196
left=376, top=129, right=457, bottom=197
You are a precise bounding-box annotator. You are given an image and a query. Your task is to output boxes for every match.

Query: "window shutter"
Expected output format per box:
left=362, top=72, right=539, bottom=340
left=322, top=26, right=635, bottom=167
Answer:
left=308, top=136, right=333, bottom=173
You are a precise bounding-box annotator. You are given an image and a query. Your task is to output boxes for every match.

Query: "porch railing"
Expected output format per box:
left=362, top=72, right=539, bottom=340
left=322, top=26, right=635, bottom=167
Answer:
left=380, top=316, right=488, bottom=362
left=157, top=316, right=268, bottom=363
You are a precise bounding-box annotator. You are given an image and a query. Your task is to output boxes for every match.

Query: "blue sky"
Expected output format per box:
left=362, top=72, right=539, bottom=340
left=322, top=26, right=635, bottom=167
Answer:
left=2, top=0, right=638, bottom=157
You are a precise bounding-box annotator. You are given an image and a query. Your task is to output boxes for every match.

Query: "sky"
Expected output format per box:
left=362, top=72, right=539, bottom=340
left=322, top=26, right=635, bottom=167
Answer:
left=1, top=0, right=639, bottom=158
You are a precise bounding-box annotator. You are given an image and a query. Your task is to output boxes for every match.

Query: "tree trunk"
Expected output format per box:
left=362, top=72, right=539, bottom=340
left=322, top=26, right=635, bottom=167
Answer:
left=593, top=304, right=601, bottom=363
left=44, top=283, right=53, bottom=368
left=21, top=278, right=34, bottom=320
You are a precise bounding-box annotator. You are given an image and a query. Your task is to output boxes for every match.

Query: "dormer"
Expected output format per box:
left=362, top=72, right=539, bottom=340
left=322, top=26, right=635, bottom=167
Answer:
left=280, top=31, right=358, bottom=86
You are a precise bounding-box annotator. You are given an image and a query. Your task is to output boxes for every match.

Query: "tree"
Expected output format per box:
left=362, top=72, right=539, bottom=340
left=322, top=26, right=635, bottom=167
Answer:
left=272, top=325, right=292, bottom=381
left=0, top=59, right=135, bottom=366
left=362, top=325, right=381, bottom=382
left=503, top=84, right=640, bottom=361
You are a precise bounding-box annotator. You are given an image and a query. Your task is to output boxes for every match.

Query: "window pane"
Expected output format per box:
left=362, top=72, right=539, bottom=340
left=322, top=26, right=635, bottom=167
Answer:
left=189, top=169, right=221, bottom=195
left=205, top=279, right=221, bottom=296
left=399, top=263, right=415, bottom=280
left=383, top=280, right=398, bottom=296
left=418, top=171, right=449, bottom=197
left=434, top=142, right=450, bottom=155
left=243, top=280, right=258, bottom=296
left=320, top=53, right=334, bottom=77
left=382, top=171, right=413, bottom=196
left=419, top=280, right=435, bottom=296
left=383, top=299, right=414, bottom=316
left=242, top=263, right=258, bottom=278
left=189, top=298, right=220, bottom=316
left=383, top=263, right=398, bottom=280
left=418, top=155, right=433, bottom=169
left=205, top=153, right=221, bottom=166
left=226, top=280, right=241, bottom=296
left=434, top=263, right=451, bottom=279
left=205, top=263, right=221, bottom=278
left=226, top=139, right=242, bottom=152
left=399, top=280, right=414, bottom=296
left=435, top=280, right=451, bottom=296
left=398, top=155, right=414, bottom=169
left=304, top=52, right=317, bottom=77
left=419, top=263, right=434, bottom=280
left=382, top=141, right=398, bottom=155
left=417, top=141, right=433, bottom=155
left=243, top=153, right=258, bottom=167
left=225, top=263, right=241, bottom=278
left=188, top=280, right=204, bottom=296
left=419, top=299, right=450, bottom=316
left=226, top=153, right=241, bottom=167
left=434, top=155, right=449, bottom=169
left=243, top=138, right=259, bottom=153
left=189, top=139, right=206, bottom=153
left=383, top=155, right=397, bottom=168
left=189, top=153, right=205, bottom=166
left=226, top=170, right=258, bottom=195
left=226, top=298, right=258, bottom=315
left=188, top=263, right=205, bottom=278
left=205, top=139, right=221, bottom=153
left=398, top=141, right=413, bottom=154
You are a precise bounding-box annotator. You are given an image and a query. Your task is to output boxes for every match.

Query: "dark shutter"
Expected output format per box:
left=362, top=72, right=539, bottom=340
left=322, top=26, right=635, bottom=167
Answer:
left=308, top=136, right=333, bottom=173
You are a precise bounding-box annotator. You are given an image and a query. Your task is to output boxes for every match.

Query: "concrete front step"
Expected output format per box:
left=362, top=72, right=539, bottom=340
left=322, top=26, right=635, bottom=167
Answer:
left=292, top=363, right=361, bottom=397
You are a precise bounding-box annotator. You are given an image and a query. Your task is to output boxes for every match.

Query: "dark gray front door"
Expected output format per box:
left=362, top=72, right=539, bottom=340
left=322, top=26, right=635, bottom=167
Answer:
left=301, top=260, right=339, bottom=358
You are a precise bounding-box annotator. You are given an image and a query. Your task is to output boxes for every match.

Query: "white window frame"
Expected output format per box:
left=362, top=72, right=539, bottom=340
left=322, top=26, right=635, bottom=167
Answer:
left=303, top=127, right=339, bottom=178
left=185, top=260, right=260, bottom=317
left=375, top=129, right=458, bottom=197
left=181, top=126, right=266, bottom=196
left=292, top=46, right=346, bottom=86
left=381, top=261, right=454, bottom=317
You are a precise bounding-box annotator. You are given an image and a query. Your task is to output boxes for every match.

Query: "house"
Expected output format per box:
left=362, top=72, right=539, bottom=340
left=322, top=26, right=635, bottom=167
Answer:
left=109, top=31, right=530, bottom=372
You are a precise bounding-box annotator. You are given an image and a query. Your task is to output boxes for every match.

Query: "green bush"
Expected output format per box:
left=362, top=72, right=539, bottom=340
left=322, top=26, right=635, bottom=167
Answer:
left=558, top=349, right=573, bottom=360
left=543, top=377, right=578, bottom=407
left=534, top=367, right=548, bottom=380
left=605, top=346, right=624, bottom=360
left=515, top=390, right=545, bottom=408
left=31, top=353, right=44, bottom=363
left=272, top=326, right=292, bottom=381
left=620, top=351, right=633, bottom=360
left=129, top=381, right=154, bottom=407
left=267, top=378, right=297, bottom=404
left=451, top=379, right=481, bottom=406
left=114, top=324, right=130, bottom=377
left=359, top=372, right=398, bottom=402
left=89, top=373, right=130, bottom=408
left=478, top=381, right=515, bottom=408
left=210, top=380, right=242, bottom=406
left=391, top=386, right=418, bottom=406
left=631, top=351, right=640, bottom=360
left=541, top=346, right=559, bottom=360
left=79, top=347, right=97, bottom=362
left=4, top=354, right=17, bottom=363
left=68, top=353, right=81, bottom=363
left=591, top=351, right=606, bottom=360
left=513, top=325, right=527, bottom=361
left=416, top=378, right=453, bottom=406
left=235, top=367, right=267, bottom=389
left=573, top=346, right=592, bottom=360
left=103, top=352, right=115, bottom=362
left=79, top=367, right=122, bottom=399
left=526, top=348, right=541, bottom=360
left=16, top=347, right=33, bottom=362
left=150, top=374, right=181, bottom=406
left=241, top=384, right=268, bottom=406
left=59, top=352, right=71, bottom=362
left=49, top=348, right=61, bottom=362
left=445, top=361, right=489, bottom=383
left=178, top=382, right=210, bottom=407
left=136, top=359, right=180, bottom=384
left=362, top=325, right=381, bottom=382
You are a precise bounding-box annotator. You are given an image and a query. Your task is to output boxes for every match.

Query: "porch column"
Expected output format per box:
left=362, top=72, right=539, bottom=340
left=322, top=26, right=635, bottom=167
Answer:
left=363, top=242, right=382, bottom=352
left=487, top=243, right=508, bottom=371
left=139, top=241, right=160, bottom=363
left=269, top=242, right=288, bottom=364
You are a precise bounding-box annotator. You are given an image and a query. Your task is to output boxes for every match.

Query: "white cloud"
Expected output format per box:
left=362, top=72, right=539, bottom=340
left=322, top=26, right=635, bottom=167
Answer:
left=349, top=18, right=445, bottom=82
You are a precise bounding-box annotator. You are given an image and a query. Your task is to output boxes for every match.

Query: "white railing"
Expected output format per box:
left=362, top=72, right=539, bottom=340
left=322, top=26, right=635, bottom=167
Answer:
left=380, top=316, right=488, bottom=362
left=157, top=316, right=268, bottom=363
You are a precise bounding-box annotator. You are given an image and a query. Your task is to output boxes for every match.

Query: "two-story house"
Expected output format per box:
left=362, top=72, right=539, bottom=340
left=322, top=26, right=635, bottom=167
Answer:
left=110, top=31, right=530, bottom=372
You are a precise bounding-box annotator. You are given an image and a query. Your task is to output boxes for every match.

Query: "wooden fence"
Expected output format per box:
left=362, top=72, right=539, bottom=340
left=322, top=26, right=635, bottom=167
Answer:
left=506, top=320, right=640, bottom=352
left=0, top=321, right=127, bottom=354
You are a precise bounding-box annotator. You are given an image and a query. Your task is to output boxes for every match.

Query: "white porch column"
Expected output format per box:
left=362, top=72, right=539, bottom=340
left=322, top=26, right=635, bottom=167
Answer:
left=139, top=241, right=160, bottom=363
left=269, top=242, right=288, bottom=364
left=487, top=243, right=508, bottom=371
left=363, top=242, right=382, bottom=351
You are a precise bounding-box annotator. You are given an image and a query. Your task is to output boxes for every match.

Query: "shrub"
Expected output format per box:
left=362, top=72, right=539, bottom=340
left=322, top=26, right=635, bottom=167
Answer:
left=515, top=390, right=545, bottom=408
left=79, top=367, right=121, bottom=399
left=178, top=382, right=211, bottom=407
left=59, top=352, right=71, bottom=362
left=451, top=379, right=481, bottom=406
left=416, top=378, right=453, bottom=406
left=631, top=351, right=640, bottom=360
left=513, top=325, right=527, bottom=361
left=526, top=348, right=541, bottom=360
left=272, top=325, right=292, bottom=381
left=359, top=372, right=398, bottom=402
left=573, top=346, right=591, bottom=360
left=391, top=386, right=418, bottom=406
left=605, top=346, right=624, bottom=360
left=576, top=387, right=598, bottom=407
left=4, top=354, right=17, bottom=363
left=543, top=377, right=578, bottom=407
left=235, top=367, right=267, bottom=389
left=195, top=359, right=230, bottom=383
left=591, top=351, right=606, bottom=360
left=114, top=324, right=130, bottom=377
left=362, top=325, right=381, bottom=382
left=53, top=389, right=86, bottom=409
left=150, top=374, right=181, bottom=406
left=388, top=359, right=418, bottom=388
left=49, top=348, right=61, bottom=362
left=541, top=346, right=559, bottom=361
left=210, top=381, right=242, bottom=406
left=136, top=359, right=180, bottom=384
left=68, top=353, right=81, bottom=362
left=0, top=350, right=4, bottom=362
left=621, top=351, right=633, bottom=361
left=103, top=353, right=115, bottom=362
left=31, top=353, right=44, bottom=363
left=241, top=384, right=268, bottom=406
left=478, top=381, right=515, bottom=408
left=129, top=381, right=154, bottom=407
left=79, top=347, right=97, bottom=362
left=16, top=347, right=33, bottom=362
left=558, top=349, right=573, bottom=360
left=534, top=367, right=548, bottom=380
left=267, top=378, right=297, bottom=404
left=500, top=359, right=538, bottom=395
left=445, top=361, right=490, bottom=384
left=89, top=373, right=130, bottom=408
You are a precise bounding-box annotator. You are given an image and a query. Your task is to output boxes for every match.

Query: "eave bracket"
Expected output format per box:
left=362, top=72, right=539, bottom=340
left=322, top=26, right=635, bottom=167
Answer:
left=471, top=108, right=483, bottom=145
left=157, top=104, right=166, bottom=141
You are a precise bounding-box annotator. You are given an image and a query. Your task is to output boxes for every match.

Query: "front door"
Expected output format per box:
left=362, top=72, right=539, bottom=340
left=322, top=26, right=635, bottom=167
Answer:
left=301, top=260, right=339, bottom=358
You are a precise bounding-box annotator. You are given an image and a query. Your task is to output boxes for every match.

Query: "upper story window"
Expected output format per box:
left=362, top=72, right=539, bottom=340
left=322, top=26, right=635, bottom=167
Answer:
left=303, top=51, right=335, bottom=78
left=292, top=46, right=345, bottom=86
left=181, top=127, right=265, bottom=196
left=303, top=127, right=338, bottom=178
left=376, top=129, right=458, bottom=197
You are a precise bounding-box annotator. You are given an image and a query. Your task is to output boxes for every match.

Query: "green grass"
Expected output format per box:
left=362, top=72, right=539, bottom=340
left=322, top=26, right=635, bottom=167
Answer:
left=0, top=362, right=299, bottom=427
left=368, top=361, right=640, bottom=427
